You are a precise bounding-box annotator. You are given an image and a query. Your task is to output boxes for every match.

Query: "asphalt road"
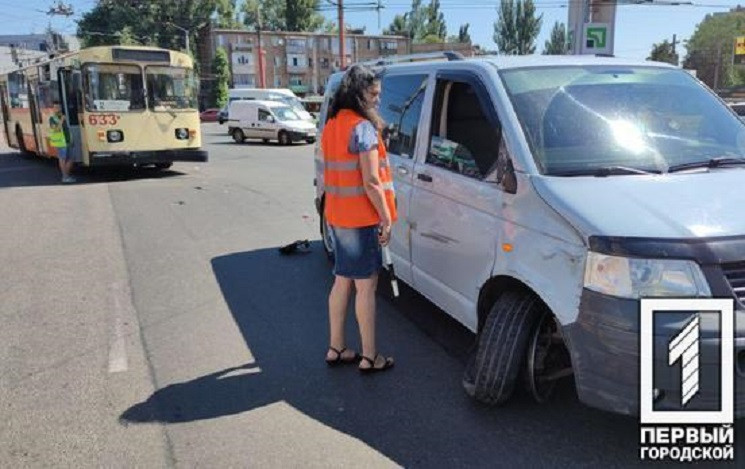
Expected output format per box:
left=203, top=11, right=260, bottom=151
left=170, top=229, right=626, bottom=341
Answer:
left=1, top=123, right=742, bottom=467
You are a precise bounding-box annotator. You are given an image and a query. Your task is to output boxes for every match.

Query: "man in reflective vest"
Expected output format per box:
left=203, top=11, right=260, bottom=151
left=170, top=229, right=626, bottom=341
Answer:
left=49, top=106, right=74, bottom=183
left=321, top=65, right=398, bottom=373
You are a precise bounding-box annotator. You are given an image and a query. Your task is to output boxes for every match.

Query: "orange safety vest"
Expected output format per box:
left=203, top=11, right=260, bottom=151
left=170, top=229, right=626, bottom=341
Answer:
left=322, top=109, right=398, bottom=228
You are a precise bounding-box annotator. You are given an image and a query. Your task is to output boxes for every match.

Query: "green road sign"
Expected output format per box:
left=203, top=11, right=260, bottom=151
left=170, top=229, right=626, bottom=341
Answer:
left=586, top=26, right=607, bottom=49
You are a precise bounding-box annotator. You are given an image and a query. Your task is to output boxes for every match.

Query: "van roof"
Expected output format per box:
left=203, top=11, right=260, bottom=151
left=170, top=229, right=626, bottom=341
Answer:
left=341, top=54, right=677, bottom=76
left=230, top=99, right=289, bottom=108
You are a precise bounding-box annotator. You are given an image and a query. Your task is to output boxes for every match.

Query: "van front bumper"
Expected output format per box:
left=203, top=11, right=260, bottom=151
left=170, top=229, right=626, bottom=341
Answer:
left=289, top=130, right=316, bottom=142
left=89, top=149, right=208, bottom=166
left=563, top=288, right=745, bottom=417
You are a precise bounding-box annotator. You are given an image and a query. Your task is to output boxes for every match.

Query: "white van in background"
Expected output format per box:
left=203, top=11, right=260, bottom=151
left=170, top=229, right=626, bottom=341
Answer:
left=228, top=88, right=313, bottom=122
left=228, top=100, right=316, bottom=145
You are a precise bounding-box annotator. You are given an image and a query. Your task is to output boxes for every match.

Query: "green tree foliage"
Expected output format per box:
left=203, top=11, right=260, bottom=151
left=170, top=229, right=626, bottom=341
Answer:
left=683, top=9, right=745, bottom=89
left=215, top=0, right=240, bottom=29
left=286, top=0, right=324, bottom=32
left=383, top=0, right=442, bottom=43
left=458, top=24, right=471, bottom=43
left=647, top=40, right=678, bottom=65
left=240, top=0, right=285, bottom=31
left=383, top=14, right=409, bottom=37
left=493, top=0, right=542, bottom=55
left=240, top=0, right=323, bottom=32
left=78, top=0, right=217, bottom=55
left=424, top=0, right=447, bottom=40
left=212, top=47, right=230, bottom=108
left=542, top=21, right=568, bottom=55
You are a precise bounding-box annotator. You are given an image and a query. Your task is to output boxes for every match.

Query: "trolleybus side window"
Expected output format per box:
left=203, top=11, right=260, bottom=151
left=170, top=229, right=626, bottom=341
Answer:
left=84, top=64, right=145, bottom=112
left=8, top=71, right=28, bottom=109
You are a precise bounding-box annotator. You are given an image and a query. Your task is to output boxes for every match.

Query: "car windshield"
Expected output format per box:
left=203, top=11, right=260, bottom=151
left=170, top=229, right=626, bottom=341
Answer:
left=273, top=94, right=306, bottom=113
left=499, top=66, right=745, bottom=176
left=273, top=106, right=301, bottom=121
left=146, top=66, right=198, bottom=111
left=85, top=64, right=145, bottom=111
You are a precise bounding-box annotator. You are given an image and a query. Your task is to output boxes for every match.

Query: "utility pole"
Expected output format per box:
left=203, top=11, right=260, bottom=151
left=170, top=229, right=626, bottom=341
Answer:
left=256, top=6, right=265, bottom=88
left=338, top=0, right=345, bottom=69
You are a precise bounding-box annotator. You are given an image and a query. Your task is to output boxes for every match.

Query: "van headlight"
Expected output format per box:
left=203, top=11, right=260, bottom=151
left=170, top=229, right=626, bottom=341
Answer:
left=584, top=252, right=711, bottom=298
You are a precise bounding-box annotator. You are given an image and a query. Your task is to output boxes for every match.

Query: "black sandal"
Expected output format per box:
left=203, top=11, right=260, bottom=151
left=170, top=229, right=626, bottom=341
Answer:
left=325, top=347, right=361, bottom=366
left=358, top=354, right=395, bottom=374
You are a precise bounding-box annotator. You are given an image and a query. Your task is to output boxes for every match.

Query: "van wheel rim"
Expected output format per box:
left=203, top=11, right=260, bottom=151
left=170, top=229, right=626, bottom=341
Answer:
left=526, top=311, right=561, bottom=403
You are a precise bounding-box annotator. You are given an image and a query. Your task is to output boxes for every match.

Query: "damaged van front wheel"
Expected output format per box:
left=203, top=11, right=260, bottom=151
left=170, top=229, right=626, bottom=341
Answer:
left=463, top=290, right=543, bottom=405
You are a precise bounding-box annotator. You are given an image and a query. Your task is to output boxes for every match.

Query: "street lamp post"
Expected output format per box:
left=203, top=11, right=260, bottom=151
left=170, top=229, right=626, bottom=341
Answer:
left=168, top=23, right=189, bottom=52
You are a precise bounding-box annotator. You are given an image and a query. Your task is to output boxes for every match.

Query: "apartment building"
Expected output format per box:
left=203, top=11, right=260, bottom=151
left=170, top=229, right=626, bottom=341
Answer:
left=198, top=28, right=411, bottom=102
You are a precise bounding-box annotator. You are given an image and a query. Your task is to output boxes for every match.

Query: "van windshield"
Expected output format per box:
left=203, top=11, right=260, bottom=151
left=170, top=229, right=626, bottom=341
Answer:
left=272, top=106, right=300, bottom=121
left=500, top=66, right=745, bottom=176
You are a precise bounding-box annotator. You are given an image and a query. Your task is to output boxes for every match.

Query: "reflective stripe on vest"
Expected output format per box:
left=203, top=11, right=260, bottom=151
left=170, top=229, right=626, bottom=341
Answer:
left=321, top=109, right=398, bottom=228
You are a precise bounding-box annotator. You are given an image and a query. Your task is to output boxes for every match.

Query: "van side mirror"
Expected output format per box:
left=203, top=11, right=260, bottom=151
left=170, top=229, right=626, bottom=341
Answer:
left=268, top=115, right=276, bottom=123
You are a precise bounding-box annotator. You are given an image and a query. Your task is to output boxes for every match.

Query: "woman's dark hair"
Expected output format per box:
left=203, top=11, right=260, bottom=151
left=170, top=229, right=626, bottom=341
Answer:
left=328, top=64, right=383, bottom=131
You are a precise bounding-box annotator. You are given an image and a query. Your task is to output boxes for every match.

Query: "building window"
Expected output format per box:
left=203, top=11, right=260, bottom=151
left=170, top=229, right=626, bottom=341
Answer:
left=321, top=58, right=329, bottom=69
left=381, top=41, right=398, bottom=51
left=274, top=56, right=282, bottom=67
left=233, top=74, right=256, bottom=87
left=308, top=57, right=313, bottom=68
left=217, top=35, right=226, bottom=47
left=292, top=57, right=298, bottom=67
left=290, top=76, right=303, bottom=86
left=367, top=39, right=375, bottom=50
left=274, top=75, right=282, bottom=87
left=287, top=38, right=305, bottom=49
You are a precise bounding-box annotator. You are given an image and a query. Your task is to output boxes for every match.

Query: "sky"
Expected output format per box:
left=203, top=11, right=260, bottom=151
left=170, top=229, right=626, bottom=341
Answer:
left=0, top=0, right=740, bottom=60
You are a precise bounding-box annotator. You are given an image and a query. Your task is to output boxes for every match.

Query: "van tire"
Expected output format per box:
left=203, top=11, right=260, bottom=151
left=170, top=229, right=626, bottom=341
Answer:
left=232, top=128, right=245, bottom=143
left=154, top=162, right=173, bottom=170
left=278, top=130, right=291, bottom=146
left=262, top=138, right=270, bottom=144
left=320, top=210, right=335, bottom=261
left=462, top=290, right=543, bottom=405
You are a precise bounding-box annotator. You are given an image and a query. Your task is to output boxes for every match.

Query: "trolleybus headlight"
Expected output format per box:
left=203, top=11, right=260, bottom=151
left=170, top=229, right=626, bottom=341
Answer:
left=175, top=128, right=189, bottom=140
left=107, top=130, right=124, bottom=142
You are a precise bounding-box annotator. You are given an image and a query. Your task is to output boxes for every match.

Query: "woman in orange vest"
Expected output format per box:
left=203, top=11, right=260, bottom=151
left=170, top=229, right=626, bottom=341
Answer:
left=322, top=65, right=398, bottom=373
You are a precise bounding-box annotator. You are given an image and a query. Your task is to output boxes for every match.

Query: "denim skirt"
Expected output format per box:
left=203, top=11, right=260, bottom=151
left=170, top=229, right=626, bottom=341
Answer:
left=331, top=225, right=382, bottom=279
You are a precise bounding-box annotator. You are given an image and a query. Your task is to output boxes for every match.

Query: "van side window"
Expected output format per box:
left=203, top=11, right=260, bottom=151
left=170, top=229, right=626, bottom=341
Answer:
left=258, top=109, right=271, bottom=121
left=379, top=74, right=427, bottom=159
left=426, top=80, right=501, bottom=179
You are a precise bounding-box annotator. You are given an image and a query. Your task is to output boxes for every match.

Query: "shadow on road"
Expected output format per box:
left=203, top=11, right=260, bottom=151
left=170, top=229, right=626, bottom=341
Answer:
left=120, top=242, right=664, bottom=467
left=0, top=151, right=186, bottom=188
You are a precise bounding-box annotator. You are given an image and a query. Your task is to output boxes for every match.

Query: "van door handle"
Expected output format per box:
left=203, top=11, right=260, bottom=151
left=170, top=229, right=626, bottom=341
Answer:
left=396, top=165, right=409, bottom=176
left=417, top=173, right=433, bottom=182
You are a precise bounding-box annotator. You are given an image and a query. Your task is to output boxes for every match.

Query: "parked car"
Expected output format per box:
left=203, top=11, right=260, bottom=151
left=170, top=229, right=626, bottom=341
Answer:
left=314, top=54, right=745, bottom=417
left=218, top=106, right=228, bottom=124
left=200, top=108, right=220, bottom=122
left=228, top=100, right=316, bottom=145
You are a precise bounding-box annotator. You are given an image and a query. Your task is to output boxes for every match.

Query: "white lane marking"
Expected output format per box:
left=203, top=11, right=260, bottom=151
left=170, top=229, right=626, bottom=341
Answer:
left=108, top=283, right=129, bottom=373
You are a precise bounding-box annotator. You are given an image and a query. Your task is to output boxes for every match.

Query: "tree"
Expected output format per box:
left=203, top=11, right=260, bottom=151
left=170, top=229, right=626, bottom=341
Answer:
left=286, top=0, right=324, bottom=32
left=683, top=9, right=745, bottom=89
left=212, top=47, right=230, bottom=108
left=493, top=0, right=542, bottom=55
left=241, top=0, right=285, bottom=31
left=458, top=24, right=471, bottom=43
left=424, top=0, right=447, bottom=41
left=78, top=1, right=219, bottom=55
left=647, top=40, right=678, bottom=65
left=383, top=14, right=409, bottom=37
left=215, top=0, right=240, bottom=29
left=240, top=0, right=324, bottom=32
left=542, top=21, right=568, bottom=55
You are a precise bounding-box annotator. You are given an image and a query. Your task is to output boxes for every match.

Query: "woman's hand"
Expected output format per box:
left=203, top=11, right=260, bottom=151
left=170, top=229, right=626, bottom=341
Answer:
left=378, top=218, right=392, bottom=246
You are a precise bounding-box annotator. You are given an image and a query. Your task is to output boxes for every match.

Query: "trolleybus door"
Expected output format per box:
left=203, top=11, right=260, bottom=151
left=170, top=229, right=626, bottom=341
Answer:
left=0, top=84, right=9, bottom=145
left=27, top=79, right=43, bottom=153
left=58, top=69, right=82, bottom=163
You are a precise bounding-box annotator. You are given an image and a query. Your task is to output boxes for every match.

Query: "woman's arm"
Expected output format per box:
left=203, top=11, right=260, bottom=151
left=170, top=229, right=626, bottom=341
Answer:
left=359, top=148, right=392, bottom=243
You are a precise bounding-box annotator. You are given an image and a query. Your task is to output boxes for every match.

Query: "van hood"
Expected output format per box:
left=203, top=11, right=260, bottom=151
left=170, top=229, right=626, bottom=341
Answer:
left=532, top=169, right=745, bottom=239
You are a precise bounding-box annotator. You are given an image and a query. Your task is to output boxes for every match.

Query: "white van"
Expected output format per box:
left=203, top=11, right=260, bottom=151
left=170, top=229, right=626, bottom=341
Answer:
left=315, top=54, right=745, bottom=417
left=228, top=100, right=316, bottom=145
left=228, top=88, right=313, bottom=122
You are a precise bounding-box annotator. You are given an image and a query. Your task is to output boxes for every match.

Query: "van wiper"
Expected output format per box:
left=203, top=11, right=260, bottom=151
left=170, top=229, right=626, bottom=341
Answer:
left=667, top=157, right=745, bottom=173
left=553, top=166, right=657, bottom=177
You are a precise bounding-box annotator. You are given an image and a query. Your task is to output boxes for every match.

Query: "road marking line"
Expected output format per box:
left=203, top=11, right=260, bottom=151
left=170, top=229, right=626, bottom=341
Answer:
left=108, top=283, right=129, bottom=373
